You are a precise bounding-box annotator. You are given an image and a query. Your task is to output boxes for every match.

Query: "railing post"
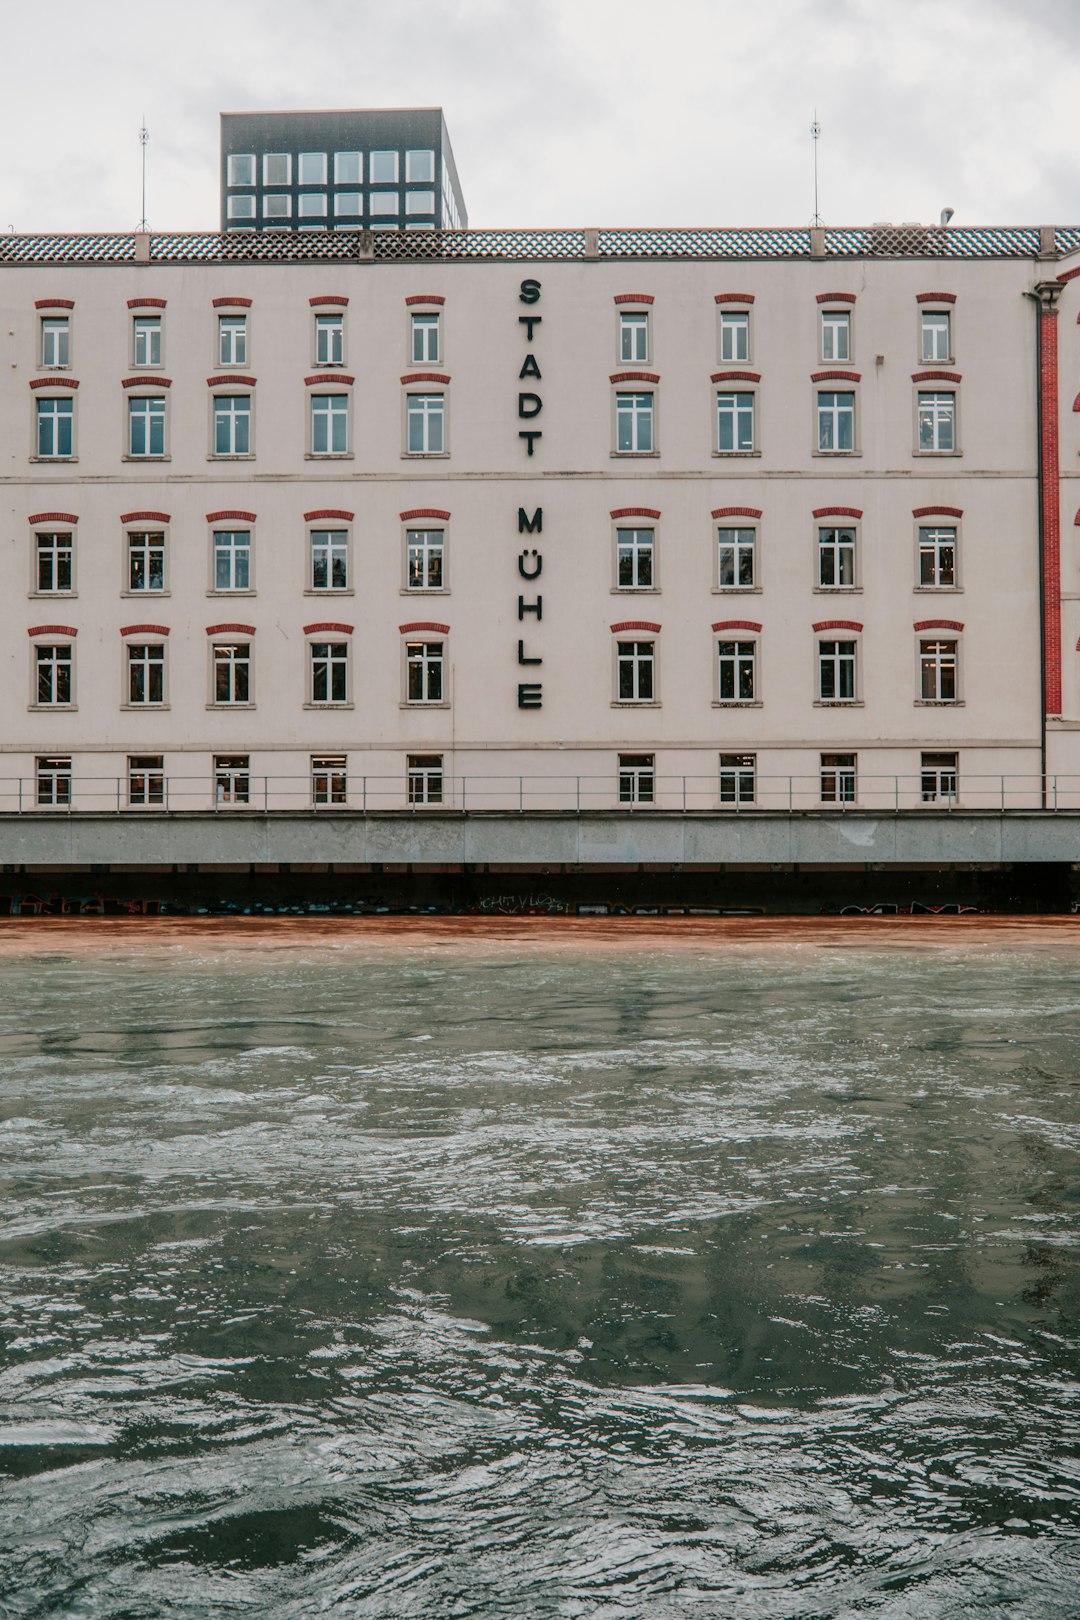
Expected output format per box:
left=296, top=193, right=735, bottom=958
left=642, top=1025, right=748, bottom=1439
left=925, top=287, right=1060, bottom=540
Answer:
left=576, top=775, right=580, bottom=814
left=462, top=775, right=467, bottom=813
left=894, top=774, right=899, bottom=813
left=682, top=774, right=687, bottom=812
left=1000, top=774, right=1005, bottom=810
left=116, top=777, right=121, bottom=814
left=788, top=775, right=793, bottom=813
left=1054, top=774, right=1059, bottom=811
left=519, top=775, right=523, bottom=814
left=264, top=776, right=269, bottom=813
left=362, top=774, right=367, bottom=813
left=165, top=774, right=170, bottom=813
left=17, top=777, right=23, bottom=814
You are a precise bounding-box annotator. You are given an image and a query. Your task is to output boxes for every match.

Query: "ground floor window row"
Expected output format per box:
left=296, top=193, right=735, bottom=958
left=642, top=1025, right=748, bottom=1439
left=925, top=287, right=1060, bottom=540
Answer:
left=25, top=518, right=969, bottom=598
left=23, top=751, right=1040, bottom=813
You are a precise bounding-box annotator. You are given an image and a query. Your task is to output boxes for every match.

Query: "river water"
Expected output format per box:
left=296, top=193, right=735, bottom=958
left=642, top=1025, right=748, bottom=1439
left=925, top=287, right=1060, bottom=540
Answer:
left=0, top=918, right=1078, bottom=1618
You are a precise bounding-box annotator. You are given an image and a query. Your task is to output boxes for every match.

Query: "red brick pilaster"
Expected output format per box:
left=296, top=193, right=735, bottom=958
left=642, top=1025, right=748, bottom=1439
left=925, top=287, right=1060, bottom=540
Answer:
left=1038, top=285, right=1063, bottom=714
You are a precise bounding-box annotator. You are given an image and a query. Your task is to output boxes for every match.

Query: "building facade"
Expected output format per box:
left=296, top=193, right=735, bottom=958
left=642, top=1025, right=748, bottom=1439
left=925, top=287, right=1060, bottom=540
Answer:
left=220, top=109, right=467, bottom=235
left=2, top=223, right=1079, bottom=835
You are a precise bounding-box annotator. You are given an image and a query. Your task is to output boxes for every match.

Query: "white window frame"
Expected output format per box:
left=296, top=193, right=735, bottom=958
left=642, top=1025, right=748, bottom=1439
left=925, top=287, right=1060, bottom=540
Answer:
left=917, top=524, right=959, bottom=590
left=310, top=393, right=349, bottom=456
left=618, top=753, right=655, bottom=805
left=816, top=390, right=857, bottom=453
left=405, top=392, right=446, bottom=455
left=125, top=527, right=167, bottom=594
left=410, top=311, right=440, bottom=364
left=298, top=193, right=328, bottom=222
left=314, top=312, right=345, bottom=366
left=615, top=639, right=656, bottom=703
left=33, top=642, right=74, bottom=708
left=619, top=311, right=649, bottom=364
left=408, top=753, right=444, bottom=803
left=921, top=751, right=958, bottom=803
left=212, top=393, right=252, bottom=457
left=820, top=753, right=857, bottom=804
left=217, top=313, right=248, bottom=367
left=309, top=527, right=350, bottom=592
left=369, top=192, right=400, bottom=217
left=405, top=149, right=435, bottom=182
left=309, top=639, right=350, bottom=706
left=132, top=315, right=162, bottom=368
left=40, top=316, right=70, bottom=369
left=226, top=195, right=256, bottom=222
left=916, top=390, right=957, bottom=454
left=405, top=191, right=435, bottom=217
left=614, top=391, right=654, bottom=454
left=817, top=525, right=858, bottom=589
left=716, top=391, right=755, bottom=454
left=262, top=193, right=292, bottom=221
left=716, top=525, right=757, bottom=590
left=614, top=526, right=656, bottom=591
left=126, top=642, right=167, bottom=707
left=127, top=394, right=167, bottom=458
left=128, top=754, right=164, bottom=806
left=211, top=528, right=253, bottom=593
left=719, top=310, right=750, bottom=363
left=716, top=638, right=757, bottom=704
left=405, top=639, right=446, bottom=704
left=817, top=639, right=858, bottom=703
left=719, top=753, right=756, bottom=806
left=214, top=754, right=251, bottom=806
left=33, top=529, right=75, bottom=596
left=227, top=153, right=255, bottom=186
left=370, top=150, right=399, bottom=183
left=918, top=638, right=959, bottom=703
left=263, top=152, right=291, bottom=186
left=211, top=641, right=252, bottom=706
left=334, top=152, right=362, bottom=184
left=298, top=151, right=327, bottom=185
left=405, top=527, right=446, bottom=592
left=312, top=754, right=348, bottom=806
left=820, top=309, right=851, bottom=363
left=36, top=754, right=72, bottom=807
left=35, top=396, right=75, bottom=459
left=920, top=309, right=952, bottom=364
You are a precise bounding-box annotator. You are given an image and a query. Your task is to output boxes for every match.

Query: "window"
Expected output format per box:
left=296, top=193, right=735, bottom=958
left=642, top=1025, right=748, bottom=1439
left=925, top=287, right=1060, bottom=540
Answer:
left=298, top=194, right=327, bottom=220
left=406, top=528, right=444, bottom=590
left=619, top=311, right=649, bottom=363
left=35, top=531, right=73, bottom=593
left=227, top=153, right=255, bottom=186
left=40, top=317, right=69, bottom=368
left=407, top=392, right=445, bottom=453
left=616, top=527, right=654, bottom=589
left=919, top=639, right=958, bottom=702
left=821, top=310, right=851, bottom=362
left=35, top=644, right=72, bottom=706
left=214, top=755, right=250, bottom=805
left=817, top=391, right=855, bottom=452
left=408, top=754, right=443, bottom=804
left=312, top=755, right=347, bottom=805
left=310, top=529, right=348, bottom=590
left=299, top=152, right=327, bottom=184
left=213, top=529, right=252, bottom=592
left=820, top=753, right=857, bottom=804
left=405, top=192, right=435, bottom=216
left=370, top=150, right=398, bottom=182
left=411, top=312, right=440, bottom=362
left=311, top=394, right=348, bottom=454
left=618, top=754, right=655, bottom=805
left=369, top=192, right=400, bottom=216
left=918, top=391, right=956, bottom=453
left=128, top=754, right=164, bottom=806
left=227, top=195, right=256, bottom=221
left=406, top=640, right=444, bottom=702
left=127, top=529, right=166, bottom=592
left=818, top=640, right=857, bottom=701
left=212, top=642, right=251, bottom=705
left=335, top=152, right=362, bottom=184
left=921, top=751, right=958, bottom=802
left=127, top=643, right=165, bottom=705
left=263, top=194, right=292, bottom=220
left=128, top=396, right=166, bottom=457
left=720, top=311, right=749, bottom=362
left=405, top=150, right=435, bottom=182
left=717, top=391, right=754, bottom=452
left=263, top=153, right=291, bottom=185
left=717, top=640, right=756, bottom=702
left=615, top=391, right=653, bottom=453
left=132, top=317, right=161, bottom=367
left=818, top=526, right=857, bottom=588
left=218, top=314, right=247, bottom=366
left=314, top=313, right=344, bottom=365
left=310, top=641, right=349, bottom=704
left=36, top=755, right=71, bottom=807
left=334, top=193, right=363, bottom=217
left=616, top=640, right=655, bottom=702
left=919, top=526, right=957, bottom=588
left=717, top=527, right=755, bottom=589
left=36, top=397, right=73, bottom=458
left=921, top=310, right=951, bottom=362
left=720, top=753, right=755, bottom=806
left=213, top=395, right=251, bottom=455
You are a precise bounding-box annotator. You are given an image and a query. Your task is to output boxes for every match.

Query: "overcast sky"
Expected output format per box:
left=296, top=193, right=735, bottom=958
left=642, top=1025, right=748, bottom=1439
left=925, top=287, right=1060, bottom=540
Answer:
left=2, top=0, right=1078, bottom=235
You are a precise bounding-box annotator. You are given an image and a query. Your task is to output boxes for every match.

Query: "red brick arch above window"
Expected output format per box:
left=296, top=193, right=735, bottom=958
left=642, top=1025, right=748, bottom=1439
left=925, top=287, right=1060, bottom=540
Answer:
left=812, top=369, right=861, bottom=383
left=305, top=508, right=354, bottom=522
left=29, top=511, right=79, bottom=525
left=405, top=294, right=445, bottom=306
left=120, top=623, right=169, bottom=637
left=212, top=296, right=253, bottom=308
left=34, top=298, right=74, bottom=310
left=712, top=620, right=762, bottom=633
left=29, top=376, right=78, bottom=389
left=206, top=622, right=256, bottom=636
left=610, top=620, right=661, bottom=634
left=399, top=621, right=450, bottom=634
left=207, top=374, right=256, bottom=387
left=303, top=621, right=353, bottom=635
left=816, top=292, right=857, bottom=304
left=916, top=292, right=957, bottom=304
left=613, top=293, right=654, bottom=305
left=813, top=619, right=863, bottom=633
left=913, top=505, right=963, bottom=518
left=206, top=509, right=256, bottom=523
left=401, top=371, right=450, bottom=384
left=309, top=295, right=348, bottom=307
left=122, top=376, right=171, bottom=388
left=28, top=624, right=77, bottom=638
left=912, top=370, right=961, bottom=383
left=915, top=619, right=964, bottom=632
left=715, top=293, right=755, bottom=304
left=712, top=506, right=762, bottom=520
left=400, top=508, right=450, bottom=522
left=305, top=373, right=354, bottom=386
left=611, top=506, right=661, bottom=520
left=711, top=370, right=760, bottom=383
left=610, top=371, right=660, bottom=384
left=813, top=506, right=863, bottom=519
left=127, top=297, right=166, bottom=309
left=121, top=510, right=170, bottom=524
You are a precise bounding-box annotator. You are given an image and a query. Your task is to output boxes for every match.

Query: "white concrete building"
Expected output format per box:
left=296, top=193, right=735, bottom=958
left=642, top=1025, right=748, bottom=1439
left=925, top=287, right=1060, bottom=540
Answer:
left=2, top=222, right=1079, bottom=836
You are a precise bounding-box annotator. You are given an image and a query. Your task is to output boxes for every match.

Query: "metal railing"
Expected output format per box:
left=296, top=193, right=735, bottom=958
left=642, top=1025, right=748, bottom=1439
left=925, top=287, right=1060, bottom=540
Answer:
left=2, top=772, right=1079, bottom=816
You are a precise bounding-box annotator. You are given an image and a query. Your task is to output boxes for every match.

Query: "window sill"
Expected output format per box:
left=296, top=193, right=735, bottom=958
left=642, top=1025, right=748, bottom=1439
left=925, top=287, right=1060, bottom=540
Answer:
left=120, top=703, right=170, bottom=711
left=914, top=699, right=965, bottom=707
left=30, top=456, right=78, bottom=464
left=611, top=700, right=661, bottom=708
left=303, top=701, right=354, bottom=710
left=610, top=451, right=660, bottom=459
left=121, top=590, right=171, bottom=598
left=813, top=586, right=862, bottom=594
left=712, top=585, right=761, bottom=595
left=712, top=700, right=762, bottom=709
left=128, top=364, right=166, bottom=373
left=712, top=450, right=760, bottom=459
left=914, top=450, right=962, bottom=458
left=207, top=453, right=256, bottom=462
left=28, top=703, right=77, bottom=712
left=400, top=701, right=451, bottom=709
left=400, top=587, right=449, bottom=595
left=207, top=588, right=257, bottom=597
left=401, top=451, right=450, bottom=460
left=206, top=702, right=256, bottom=710
left=914, top=585, right=963, bottom=593
left=404, top=359, right=443, bottom=369
left=29, top=591, right=77, bottom=600
left=304, top=588, right=355, bottom=597
left=610, top=586, right=661, bottom=594
left=812, top=450, right=862, bottom=459
left=305, top=453, right=354, bottom=461
left=122, top=455, right=171, bottom=463
left=813, top=700, right=864, bottom=708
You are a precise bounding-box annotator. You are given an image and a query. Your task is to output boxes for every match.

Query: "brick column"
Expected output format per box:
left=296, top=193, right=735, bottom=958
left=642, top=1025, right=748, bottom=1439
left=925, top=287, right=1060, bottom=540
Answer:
left=1036, top=282, right=1064, bottom=715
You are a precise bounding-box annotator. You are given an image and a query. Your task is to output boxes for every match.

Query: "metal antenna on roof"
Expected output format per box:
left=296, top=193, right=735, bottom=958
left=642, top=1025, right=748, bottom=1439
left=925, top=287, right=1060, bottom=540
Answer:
left=810, top=113, right=823, bottom=227
left=138, top=118, right=149, bottom=231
